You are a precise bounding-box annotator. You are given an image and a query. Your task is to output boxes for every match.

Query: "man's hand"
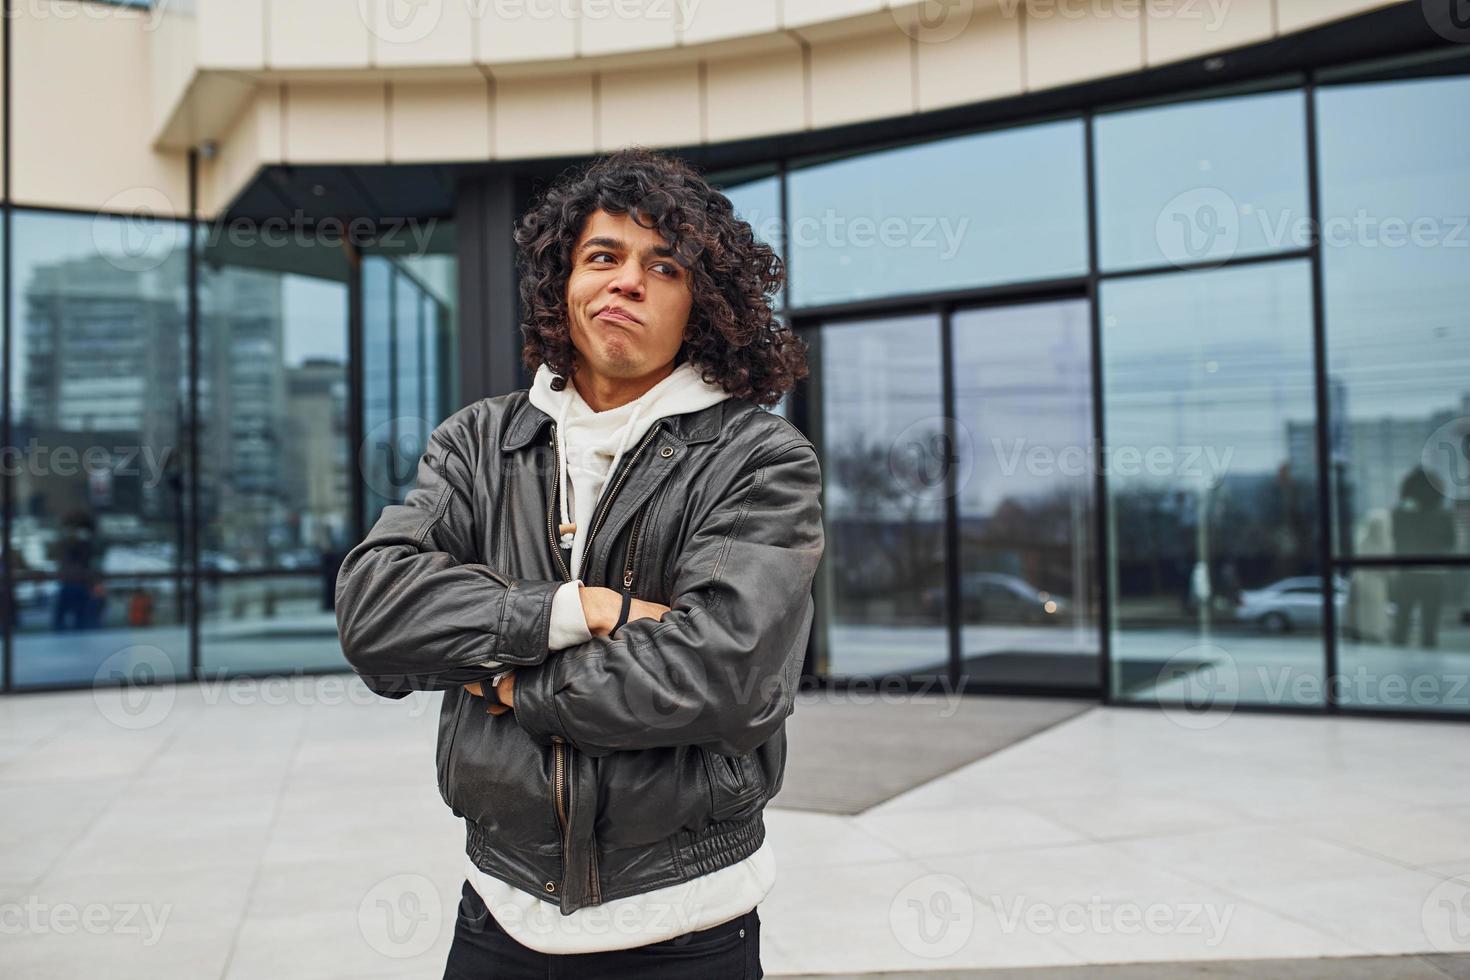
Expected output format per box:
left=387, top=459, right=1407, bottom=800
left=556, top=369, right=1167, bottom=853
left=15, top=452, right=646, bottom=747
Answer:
left=463, top=672, right=515, bottom=715
left=461, top=588, right=668, bottom=711
left=579, top=584, right=670, bottom=636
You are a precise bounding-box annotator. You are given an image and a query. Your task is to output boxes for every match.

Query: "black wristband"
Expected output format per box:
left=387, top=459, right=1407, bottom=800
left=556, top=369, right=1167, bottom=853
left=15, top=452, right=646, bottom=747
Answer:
left=613, top=590, right=633, bottom=636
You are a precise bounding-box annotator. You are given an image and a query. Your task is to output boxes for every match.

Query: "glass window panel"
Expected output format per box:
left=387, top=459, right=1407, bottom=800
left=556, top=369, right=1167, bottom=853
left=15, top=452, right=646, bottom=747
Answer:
left=1101, top=260, right=1324, bottom=707
left=721, top=176, right=783, bottom=265
left=1338, top=565, right=1470, bottom=714
left=358, top=245, right=455, bottom=525
left=952, top=299, right=1099, bottom=690
left=196, top=232, right=350, bottom=578
left=1095, top=89, right=1309, bottom=272
left=199, top=573, right=345, bottom=676
left=1317, top=71, right=1470, bottom=560
left=814, top=314, right=947, bottom=678
left=9, top=210, right=192, bottom=688
left=789, top=121, right=1087, bottom=307
left=362, top=225, right=459, bottom=525
left=11, top=574, right=190, bottom=689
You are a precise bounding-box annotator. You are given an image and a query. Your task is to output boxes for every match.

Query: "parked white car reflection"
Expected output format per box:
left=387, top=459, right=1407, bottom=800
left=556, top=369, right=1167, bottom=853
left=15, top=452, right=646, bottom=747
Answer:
left=1234, top=576, right=1349, bottom=633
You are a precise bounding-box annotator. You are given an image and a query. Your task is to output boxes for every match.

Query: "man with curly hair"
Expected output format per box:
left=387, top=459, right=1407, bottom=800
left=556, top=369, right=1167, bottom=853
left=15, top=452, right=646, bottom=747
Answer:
left=335, top=147, right=824, bottom=978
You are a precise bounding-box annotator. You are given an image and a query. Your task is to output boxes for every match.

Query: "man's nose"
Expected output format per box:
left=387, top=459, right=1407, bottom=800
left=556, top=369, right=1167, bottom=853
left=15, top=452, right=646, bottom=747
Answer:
left=609, top=260, right=644, bottom=297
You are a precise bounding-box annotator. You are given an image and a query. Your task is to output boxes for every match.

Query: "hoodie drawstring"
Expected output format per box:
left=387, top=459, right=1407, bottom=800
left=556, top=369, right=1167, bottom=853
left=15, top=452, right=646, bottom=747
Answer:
left=555, top=391, right=574, bottom=549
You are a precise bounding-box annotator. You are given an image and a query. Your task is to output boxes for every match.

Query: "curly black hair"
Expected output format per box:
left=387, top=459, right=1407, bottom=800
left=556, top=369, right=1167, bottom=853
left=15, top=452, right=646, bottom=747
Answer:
left=512, top=147, right=807, bottom=407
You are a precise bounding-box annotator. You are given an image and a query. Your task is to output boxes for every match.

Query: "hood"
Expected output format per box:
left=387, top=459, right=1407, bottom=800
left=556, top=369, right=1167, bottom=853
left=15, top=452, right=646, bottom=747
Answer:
left=528, top=360, right=731, bottom=569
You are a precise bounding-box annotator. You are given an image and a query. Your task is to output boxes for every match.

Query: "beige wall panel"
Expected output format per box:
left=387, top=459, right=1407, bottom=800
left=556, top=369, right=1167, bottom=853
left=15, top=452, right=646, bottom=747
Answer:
left=681, top=0, right=780, bottom=46
left=267, top=0, right=371, bottom=68
left=596, top=63, right=702, bottom=151
left=1145, top=0, right=1272, bottom=65
left=149, top=1, right=197, bottom=140
left=783, top=0, right=887, bottom=30
left=1024, top=0, right=1145, bottom=90
left=494, top=74, right=597, bottom=158
left=283, top=83, right=389, bottom=164
left=198, top=0, right=266, bottom=70
left=368, top=0, right=477, bottom=66
left=579, top=0, right=678, bottom=57
left=389, top=80, right=493, bottom=162
left=909, top=1, right=1024, bottom=112
left=200, top=85, right=284, bottom=219
left=480, top=4, right=578, bottom=63
left=809, top=28, right=913, bottom=128
left=705, top=46, right=806, bottom=143
left=12, top=2, right=189, bottom=216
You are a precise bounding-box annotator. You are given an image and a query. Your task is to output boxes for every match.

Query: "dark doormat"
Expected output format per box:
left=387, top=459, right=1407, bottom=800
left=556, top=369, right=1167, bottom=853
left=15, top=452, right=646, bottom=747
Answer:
left=956, top=651, right=1100, bottom=689
left=769, top=690, right=1095, bottom=815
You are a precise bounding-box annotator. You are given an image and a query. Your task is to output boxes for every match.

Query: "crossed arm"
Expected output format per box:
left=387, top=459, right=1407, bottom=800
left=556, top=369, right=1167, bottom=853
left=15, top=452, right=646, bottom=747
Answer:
left=334, top=411, right=824, bottom=757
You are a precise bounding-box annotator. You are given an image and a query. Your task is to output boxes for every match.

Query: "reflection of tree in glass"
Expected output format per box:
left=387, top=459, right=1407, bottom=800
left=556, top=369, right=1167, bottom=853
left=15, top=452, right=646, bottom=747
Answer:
left=1111, top=470, right=1317, bottom=612
left=827, top=435, right=943, bottom=626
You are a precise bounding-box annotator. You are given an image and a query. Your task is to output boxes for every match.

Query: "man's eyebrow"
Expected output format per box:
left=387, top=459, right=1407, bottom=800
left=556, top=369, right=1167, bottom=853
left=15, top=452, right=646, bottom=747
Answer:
left=577, top=235, right=677, bottom=259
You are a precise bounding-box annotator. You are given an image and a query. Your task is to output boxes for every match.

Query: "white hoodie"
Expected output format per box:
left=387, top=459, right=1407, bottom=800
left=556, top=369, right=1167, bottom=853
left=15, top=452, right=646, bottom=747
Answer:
left=464, top=360, right=776, bottom=954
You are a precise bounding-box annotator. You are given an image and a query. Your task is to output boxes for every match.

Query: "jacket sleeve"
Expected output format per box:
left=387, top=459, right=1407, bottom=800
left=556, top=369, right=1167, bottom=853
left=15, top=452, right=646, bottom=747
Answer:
left=509, top=440, right=824, bottom=757
left=334, top=412, right=565, bottom=699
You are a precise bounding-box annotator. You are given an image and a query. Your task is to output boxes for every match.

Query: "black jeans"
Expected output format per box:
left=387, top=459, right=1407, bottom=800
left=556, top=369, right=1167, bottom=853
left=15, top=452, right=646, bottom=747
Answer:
left=444, top=878, right=763, bottom=979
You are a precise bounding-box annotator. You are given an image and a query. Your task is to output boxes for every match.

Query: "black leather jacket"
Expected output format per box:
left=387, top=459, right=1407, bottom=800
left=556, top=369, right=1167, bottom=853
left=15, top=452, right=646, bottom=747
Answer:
left=334, top=388, right=825, bottom=915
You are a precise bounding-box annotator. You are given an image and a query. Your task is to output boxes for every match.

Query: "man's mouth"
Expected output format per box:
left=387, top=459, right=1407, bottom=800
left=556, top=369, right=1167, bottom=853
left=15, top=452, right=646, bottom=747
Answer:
left=595, top=307, right=640, bottom=325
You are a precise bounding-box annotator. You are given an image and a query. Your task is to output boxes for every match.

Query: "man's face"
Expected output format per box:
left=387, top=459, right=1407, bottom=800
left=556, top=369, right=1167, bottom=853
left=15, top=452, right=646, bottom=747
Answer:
left=565, top=208, right=693, bottom=382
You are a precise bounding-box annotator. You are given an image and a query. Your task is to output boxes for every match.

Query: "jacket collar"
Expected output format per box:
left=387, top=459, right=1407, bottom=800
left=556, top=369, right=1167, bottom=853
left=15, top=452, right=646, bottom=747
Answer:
left=499, top=389, right=731, bottom=452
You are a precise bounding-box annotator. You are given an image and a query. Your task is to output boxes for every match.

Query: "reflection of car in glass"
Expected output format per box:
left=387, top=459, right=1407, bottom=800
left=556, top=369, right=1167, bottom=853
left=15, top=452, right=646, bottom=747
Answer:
left=921, top=572, right=1069, bottom=623
left=1234, top=576, right=1348, bottom=633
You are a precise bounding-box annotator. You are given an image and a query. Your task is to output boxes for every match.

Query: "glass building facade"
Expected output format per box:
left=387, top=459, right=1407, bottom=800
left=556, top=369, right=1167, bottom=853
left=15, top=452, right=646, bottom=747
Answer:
left=2, top=45, right=1465, bottom=721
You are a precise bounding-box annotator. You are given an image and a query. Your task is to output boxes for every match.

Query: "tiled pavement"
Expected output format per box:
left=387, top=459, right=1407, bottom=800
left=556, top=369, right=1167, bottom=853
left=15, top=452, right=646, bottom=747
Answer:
left=2, top=677, right=1469, bottom=977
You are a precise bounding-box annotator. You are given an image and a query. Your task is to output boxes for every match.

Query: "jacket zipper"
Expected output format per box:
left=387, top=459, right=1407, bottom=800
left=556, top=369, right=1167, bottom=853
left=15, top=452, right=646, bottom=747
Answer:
left=542, top=419, right=663, bottom=907
left=622, top=502, right=647, bottom=594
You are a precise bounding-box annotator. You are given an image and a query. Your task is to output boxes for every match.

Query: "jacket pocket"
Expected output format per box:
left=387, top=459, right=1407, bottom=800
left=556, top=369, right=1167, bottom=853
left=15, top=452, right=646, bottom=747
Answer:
left=437, top=688, right=470, bottom=818
left=700, top=748, right=764, bottom=821
left=447, top=700, right=563, bottom=853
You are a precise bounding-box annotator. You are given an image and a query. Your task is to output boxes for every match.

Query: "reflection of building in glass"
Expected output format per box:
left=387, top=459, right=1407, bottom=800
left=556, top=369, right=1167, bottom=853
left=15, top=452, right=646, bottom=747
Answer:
left=196, top=267, right=351, bottom=569
left=198, top=269, right=283, bottom=568
left=1288, top=388, right=1470, bottom=556
left=16, top=253, right=185, bottom=569
left=286, top=358, right=350, bottom=554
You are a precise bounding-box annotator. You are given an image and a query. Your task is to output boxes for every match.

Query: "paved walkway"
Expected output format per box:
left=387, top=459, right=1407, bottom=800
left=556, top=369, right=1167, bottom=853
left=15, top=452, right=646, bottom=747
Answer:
left=1, top=678, right=1468, bottom=977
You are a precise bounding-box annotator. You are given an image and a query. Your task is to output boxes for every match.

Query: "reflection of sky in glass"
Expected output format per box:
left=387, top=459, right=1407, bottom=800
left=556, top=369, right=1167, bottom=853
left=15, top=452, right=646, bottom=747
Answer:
left=721, top=176, right=783, bottom=261
left=1101, top=260, right=1316, bottom=481
left=953, top=300, right=1092, bottom=515
left=820, top=315, right=942, bottom=519
left=282, top=276, right=348, bottom=367
left=789, top=120, right=1087, bottom=307
left=1095, top=89, right=1309, bottom=271
left=1317, top=74, right=1470, bottom=419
